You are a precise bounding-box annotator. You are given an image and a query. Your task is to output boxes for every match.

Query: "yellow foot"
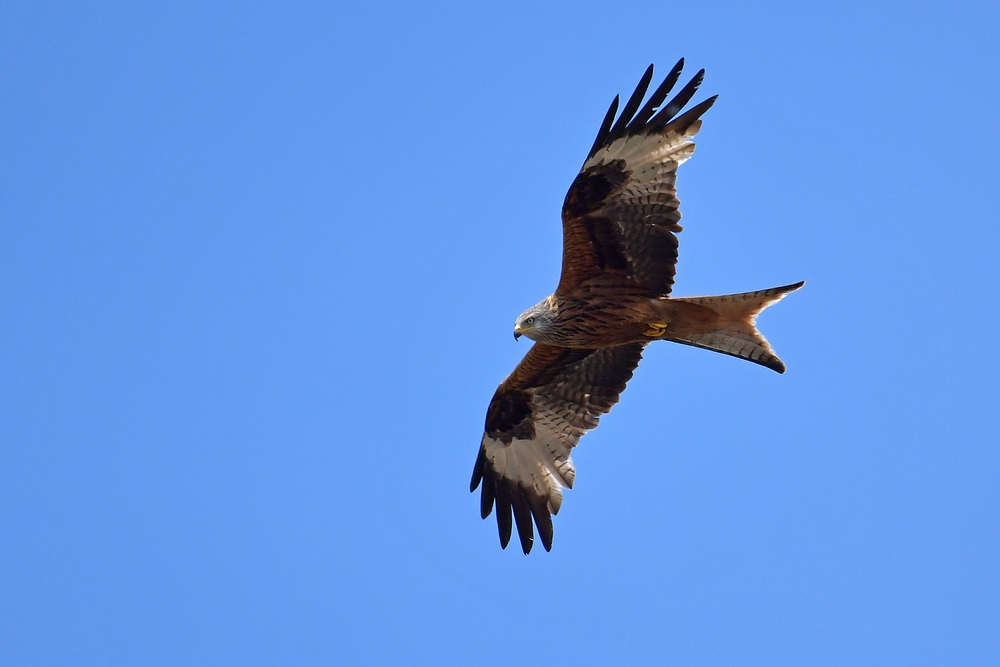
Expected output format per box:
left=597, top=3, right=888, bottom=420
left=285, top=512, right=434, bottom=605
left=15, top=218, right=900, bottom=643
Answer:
left=644, top=320, right=668, bottom=338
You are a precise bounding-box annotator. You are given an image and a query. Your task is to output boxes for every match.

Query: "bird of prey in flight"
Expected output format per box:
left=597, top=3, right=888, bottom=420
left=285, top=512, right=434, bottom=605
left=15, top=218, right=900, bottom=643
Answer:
left=470, top=60, right=803, bottom=554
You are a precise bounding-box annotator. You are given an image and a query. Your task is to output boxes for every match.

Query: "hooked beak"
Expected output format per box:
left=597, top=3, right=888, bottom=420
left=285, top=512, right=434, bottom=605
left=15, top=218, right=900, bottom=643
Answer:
left=513, top=325, right=522, bottom=340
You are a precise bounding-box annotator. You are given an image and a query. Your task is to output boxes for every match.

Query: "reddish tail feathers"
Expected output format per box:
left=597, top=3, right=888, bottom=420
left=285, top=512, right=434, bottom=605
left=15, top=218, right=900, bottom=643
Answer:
left=663, top=281, right=804, bottom=373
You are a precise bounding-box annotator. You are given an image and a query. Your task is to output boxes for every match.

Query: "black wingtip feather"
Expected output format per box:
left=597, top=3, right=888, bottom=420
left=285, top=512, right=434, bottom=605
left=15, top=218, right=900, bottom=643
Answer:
left=511, top=491, right=535, bottom=554
left=627, top=58, right=685, bottom=134
left=480, top=474, right=496, bottom=519
left=529, top=497, right=554, bottom=552
left=663, top=94, right=718, bottom=135
left=606, top=64, right=654, bottom=145
left=470, top=445, right=486, bottom=492
left=496, top=483, right=513, bottom=549
left=587, top=94, right=620, bottom=161
left=648, top=68, right=706, bottom=132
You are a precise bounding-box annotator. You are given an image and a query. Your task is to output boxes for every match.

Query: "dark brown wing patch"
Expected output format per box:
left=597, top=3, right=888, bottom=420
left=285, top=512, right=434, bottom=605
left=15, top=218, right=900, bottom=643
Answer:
left=483, top=346, right=594, bottom=444
left=484, top=389, right=534, bottom=444
left=562, top=160, right=629, bottom=219
left=560, top=161, right=631, bottom=284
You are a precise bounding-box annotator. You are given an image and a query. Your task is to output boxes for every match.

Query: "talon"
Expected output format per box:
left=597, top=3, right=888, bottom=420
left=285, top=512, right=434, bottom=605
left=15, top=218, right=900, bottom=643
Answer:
left=644, top=320, right=668, bottom=338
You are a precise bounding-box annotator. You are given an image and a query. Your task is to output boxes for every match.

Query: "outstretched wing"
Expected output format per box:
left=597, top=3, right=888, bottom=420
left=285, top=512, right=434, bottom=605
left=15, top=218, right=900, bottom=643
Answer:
left=470, top=342, right=645, bottom=554
left=558, top=60, right=717, bottom=296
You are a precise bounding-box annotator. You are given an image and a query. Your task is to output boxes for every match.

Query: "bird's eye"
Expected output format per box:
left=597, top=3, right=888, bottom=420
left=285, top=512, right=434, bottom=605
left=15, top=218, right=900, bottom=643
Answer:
left=525, top=317, right=535, bottom=325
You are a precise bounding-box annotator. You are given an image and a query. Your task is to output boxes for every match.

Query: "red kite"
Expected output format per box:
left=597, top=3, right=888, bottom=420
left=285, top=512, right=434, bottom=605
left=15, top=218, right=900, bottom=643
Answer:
left=471, top=60, right=803, bottom=554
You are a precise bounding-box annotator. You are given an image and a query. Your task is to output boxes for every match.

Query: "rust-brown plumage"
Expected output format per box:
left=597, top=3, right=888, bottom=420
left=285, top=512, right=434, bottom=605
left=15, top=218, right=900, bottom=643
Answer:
left=471, top=60, right=804, bottom=554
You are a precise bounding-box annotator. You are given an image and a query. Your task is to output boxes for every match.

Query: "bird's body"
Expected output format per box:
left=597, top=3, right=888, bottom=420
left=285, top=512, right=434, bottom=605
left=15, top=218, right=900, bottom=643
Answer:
left=515, top=286, right=658, bottom=348
left=471, top=60, right=803, bottom=554
left=518, top=283, right=801, bottom=356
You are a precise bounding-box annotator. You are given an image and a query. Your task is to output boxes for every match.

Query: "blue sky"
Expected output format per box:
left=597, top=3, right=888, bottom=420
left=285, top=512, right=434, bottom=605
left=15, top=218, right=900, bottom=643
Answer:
left=2, top=1, right=998, bottom=665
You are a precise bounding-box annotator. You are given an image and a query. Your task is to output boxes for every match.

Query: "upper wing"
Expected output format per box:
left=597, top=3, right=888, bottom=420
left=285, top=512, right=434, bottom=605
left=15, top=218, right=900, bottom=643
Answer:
left=470, top=342, right=646, bottom=554
left=558, top=60, right=717, bottom=296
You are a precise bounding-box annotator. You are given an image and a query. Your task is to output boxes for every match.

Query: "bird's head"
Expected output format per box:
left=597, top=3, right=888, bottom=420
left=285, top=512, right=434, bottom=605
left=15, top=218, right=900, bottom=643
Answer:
left=513, top=298, right=556, bottom=342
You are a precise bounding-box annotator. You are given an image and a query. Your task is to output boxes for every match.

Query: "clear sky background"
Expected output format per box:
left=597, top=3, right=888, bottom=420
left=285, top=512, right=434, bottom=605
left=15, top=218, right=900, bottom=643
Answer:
left=2, top=1, right=998, bottom=665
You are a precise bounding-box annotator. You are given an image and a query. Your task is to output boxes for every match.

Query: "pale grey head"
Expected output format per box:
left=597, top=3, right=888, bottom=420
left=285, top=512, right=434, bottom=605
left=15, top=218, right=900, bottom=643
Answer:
left=513, top=297, right=558, bottom=342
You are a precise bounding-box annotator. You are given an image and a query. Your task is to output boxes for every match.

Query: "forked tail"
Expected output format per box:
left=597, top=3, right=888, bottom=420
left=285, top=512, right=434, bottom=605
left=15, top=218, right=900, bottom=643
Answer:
left=664, top=281, right=804, bottom=373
